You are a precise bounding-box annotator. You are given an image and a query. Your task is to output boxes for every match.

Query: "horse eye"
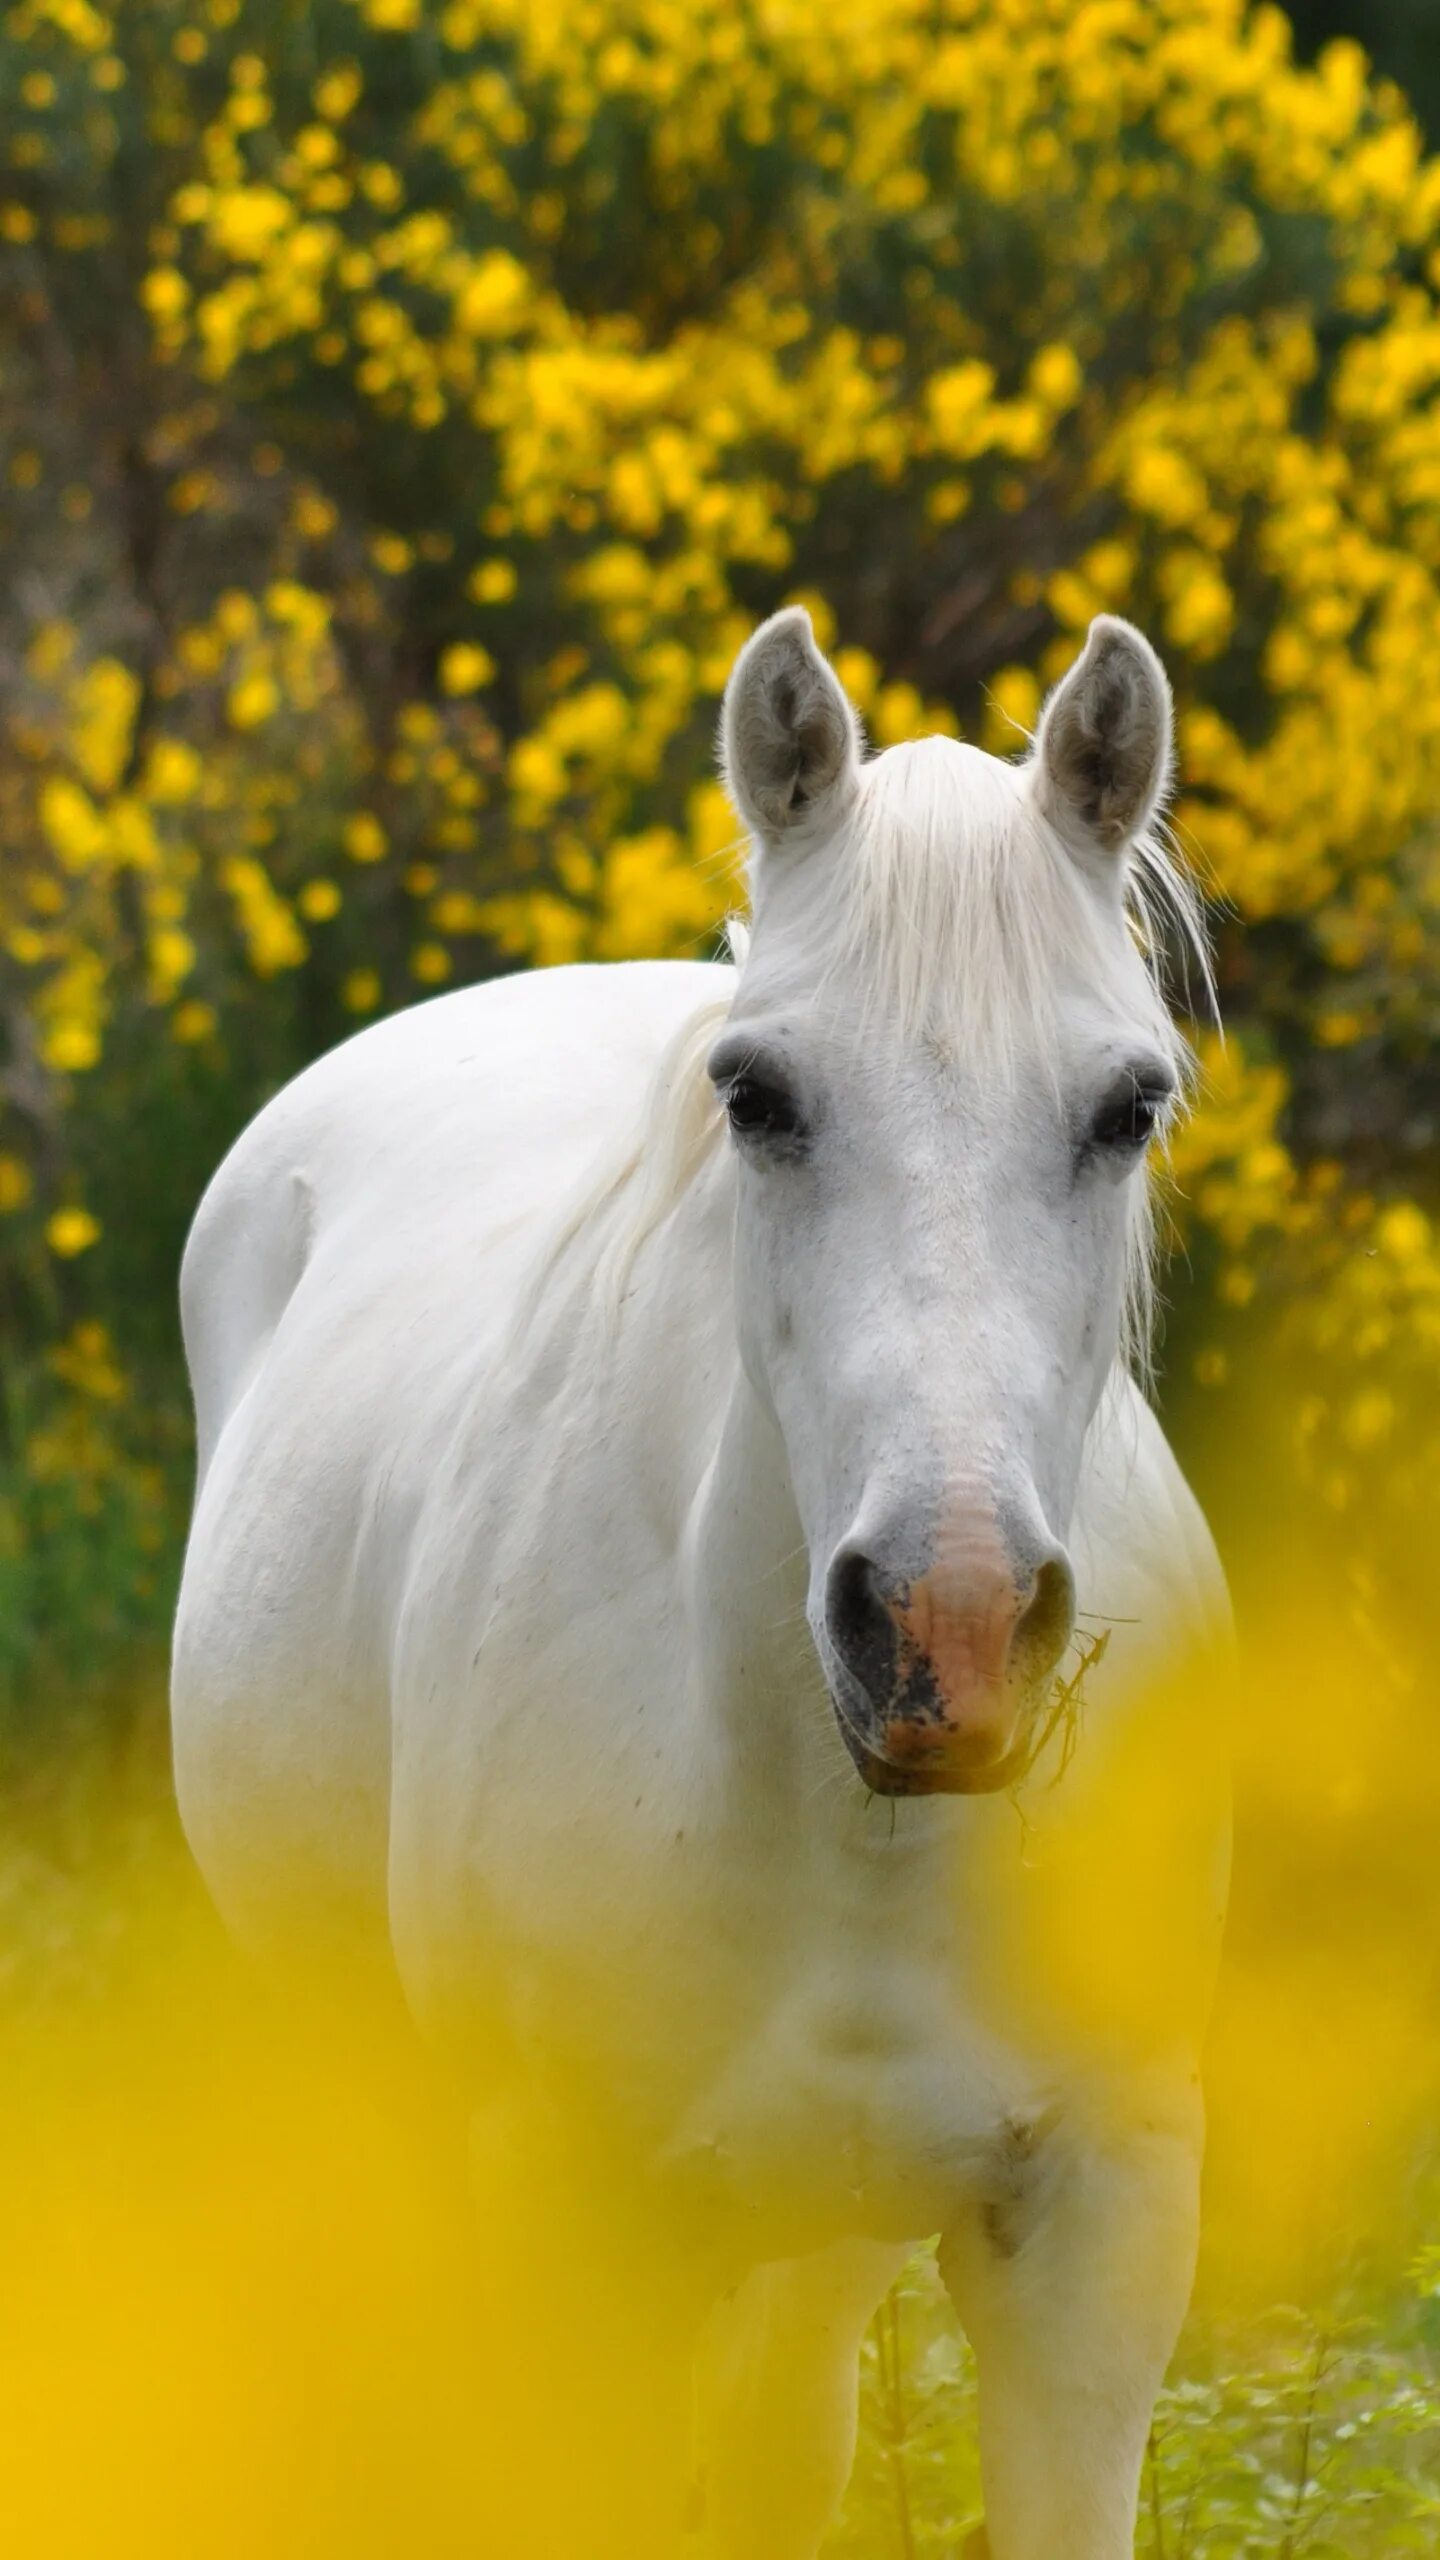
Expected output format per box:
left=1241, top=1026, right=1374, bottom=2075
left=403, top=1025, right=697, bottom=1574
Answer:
left=723, top=1076, right=800, bottom=1141
left=1090, top=1079, right=1169, bottom=1153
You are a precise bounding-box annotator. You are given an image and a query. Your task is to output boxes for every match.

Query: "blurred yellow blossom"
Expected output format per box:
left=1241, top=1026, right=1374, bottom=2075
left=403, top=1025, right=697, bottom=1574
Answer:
left=45, top=1207, right=100, bottom=1257
left=468, top=559, right=517, bottom=604
left=438, top=643, right=495, bottom=695
left=228, top=671, right=280, bottom=729
left=172, top=1000, right=218, bottom=1043
left=48, top=1319, right=126, bottom=1401
left=343, top=813, right=388, bottom=863
left=0, top=1156, right=34, bottom=1212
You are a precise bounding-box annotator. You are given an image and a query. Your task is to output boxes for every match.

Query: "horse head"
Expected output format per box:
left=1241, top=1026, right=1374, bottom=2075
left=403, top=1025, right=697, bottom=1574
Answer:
left=714, top=607, right=1198, bottom=1794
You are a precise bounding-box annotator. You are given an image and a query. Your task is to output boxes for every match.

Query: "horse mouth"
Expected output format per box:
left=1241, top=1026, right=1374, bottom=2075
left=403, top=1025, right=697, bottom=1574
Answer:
left=830, top=1703, right=1029, bottom=1798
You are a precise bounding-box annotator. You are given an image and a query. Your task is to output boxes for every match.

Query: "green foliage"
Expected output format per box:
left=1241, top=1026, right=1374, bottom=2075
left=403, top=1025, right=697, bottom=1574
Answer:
left=826, top=2254, right=1440, bottom=2557
left=2, top=0, right=1440, bottom=1684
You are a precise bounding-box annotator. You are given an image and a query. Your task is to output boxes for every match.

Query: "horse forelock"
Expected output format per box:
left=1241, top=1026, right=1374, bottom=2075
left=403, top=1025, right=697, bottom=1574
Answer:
left=785, top=734, right=1206, bottom=1076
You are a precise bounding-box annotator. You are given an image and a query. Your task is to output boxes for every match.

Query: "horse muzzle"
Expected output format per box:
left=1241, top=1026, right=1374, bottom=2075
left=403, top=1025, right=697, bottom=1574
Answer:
left=821, top=1534, right=1076, bottom=1797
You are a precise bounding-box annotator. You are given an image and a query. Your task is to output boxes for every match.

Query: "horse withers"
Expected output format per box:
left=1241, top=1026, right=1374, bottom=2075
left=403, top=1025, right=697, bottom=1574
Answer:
left=172, top=609, right=1231, bottom=2557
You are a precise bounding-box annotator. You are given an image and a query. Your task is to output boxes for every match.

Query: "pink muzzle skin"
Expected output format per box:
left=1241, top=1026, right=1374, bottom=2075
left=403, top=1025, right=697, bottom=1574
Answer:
left=825, top=1532, right=1076, bottom=1796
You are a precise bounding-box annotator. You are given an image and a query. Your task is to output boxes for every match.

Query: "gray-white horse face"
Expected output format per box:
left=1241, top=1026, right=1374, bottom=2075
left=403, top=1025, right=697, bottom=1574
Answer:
left=715, top=609, right=1182, bottom=1797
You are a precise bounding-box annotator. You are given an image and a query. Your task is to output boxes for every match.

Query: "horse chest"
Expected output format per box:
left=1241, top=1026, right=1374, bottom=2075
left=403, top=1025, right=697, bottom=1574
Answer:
left=603, top=1821, right=1035, bottom=2248
left=649, top=1936, right=1037, bottom=2252
left=407, top=1749, right=1029, bottom=2248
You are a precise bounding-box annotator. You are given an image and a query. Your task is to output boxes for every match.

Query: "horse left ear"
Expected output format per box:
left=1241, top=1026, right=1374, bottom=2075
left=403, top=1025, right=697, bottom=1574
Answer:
left=720, top=606, right=862, bottom=846
left=1029, top=615, right=1173, bottom=866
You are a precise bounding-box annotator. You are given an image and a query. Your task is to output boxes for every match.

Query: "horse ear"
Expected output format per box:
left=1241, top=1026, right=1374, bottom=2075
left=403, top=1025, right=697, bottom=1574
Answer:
left=720, top=607, right=862, bottom=844
left=1030, top=615, right=1173, bottom=865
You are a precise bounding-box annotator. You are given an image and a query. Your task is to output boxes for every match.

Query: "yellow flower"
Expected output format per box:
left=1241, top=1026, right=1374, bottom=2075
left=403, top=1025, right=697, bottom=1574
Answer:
left=48, top=1320, right=126, bottom=1401
left=453, top=250, right=530, bottom=337
left=508, top=735, right=568, bottom=807
left=172, top=1001, right=218, bottom=1043
left=314, top=64, right=363, bottom=122
left=871, top=682, right=927, bottom=747
left=927, top=361, right=998, bottom=459
left=293, top=489, right=338, bottom=541
left=1028, top=343, right=1082, bottom=410
left=410, top=942, right=451, bottom=983
left=46, top=1208, right=101, bottom=1258
left=298, top=878, right=342, bottom=921
left=39, top=778, right=108, bottom=872
left=1124, top=443, right=1208, bottom=529
left=0, top=1155, right=33, bottom=1212
left=209, top=185, right=291, bottom=262
left=343, top=812, right=388, bottom=863
left=222, top=858, right=307, bottom=975
left=370, top=533, right=413, bottom=575
left=1343, top=1388, right=1394, bottom=1450
left=1376, top=1202, right=1430, bottom=1264
left=149, top=928, right=197, bottom=1001
left=431, top=890, right=486, bottom=933
left=43, top=1020, right=102, bottom=1073
left=142, top=267, right=190, bottom=322
left=359, top=162, right=404, bottom=210
left=468, top=559, right=517, bottom=604
left=342, top=968, right=382, bottom=1012
left=1160, top=550, right=1235, bottom=658
left=295, top=125, right=339, bottom=171
left=228, top=671, right=280, bottom=729
left=438, top=642, right=496, bottom=695
left=71, top=658, right=141, bottom=791
left=144, top=738, right=203, bottom=803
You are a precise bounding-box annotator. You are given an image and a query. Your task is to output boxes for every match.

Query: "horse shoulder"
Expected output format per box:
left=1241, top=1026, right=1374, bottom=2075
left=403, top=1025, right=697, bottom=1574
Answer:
left=173, top=961, right=731, bottom=1944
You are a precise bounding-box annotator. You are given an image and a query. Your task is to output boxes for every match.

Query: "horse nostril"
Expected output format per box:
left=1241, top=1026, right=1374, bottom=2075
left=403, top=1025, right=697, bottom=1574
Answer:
left=1012, top=1554, right=1075, bottom=1683
left=825, top=1546, right=899, bottom=1697
left=826, top=1538, right=1076, bottom=1722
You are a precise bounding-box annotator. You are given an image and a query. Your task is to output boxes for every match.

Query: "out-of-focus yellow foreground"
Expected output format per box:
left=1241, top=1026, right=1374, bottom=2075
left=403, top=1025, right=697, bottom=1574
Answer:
left=3, top=1392, right=1435, bottom=2559
left=0, top=1925, right=726, bottom=2556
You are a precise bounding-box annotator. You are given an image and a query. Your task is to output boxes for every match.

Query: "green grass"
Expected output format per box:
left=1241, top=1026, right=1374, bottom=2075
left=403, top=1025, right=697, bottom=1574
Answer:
left=829, top=2249, right=1440, bottom=2556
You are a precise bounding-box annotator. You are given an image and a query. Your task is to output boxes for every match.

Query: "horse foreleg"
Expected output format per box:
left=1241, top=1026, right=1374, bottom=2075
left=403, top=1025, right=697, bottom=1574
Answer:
left=690, top=2237, right=903, bottom=2560
left=939, top=2099, right=1201, bottom=2560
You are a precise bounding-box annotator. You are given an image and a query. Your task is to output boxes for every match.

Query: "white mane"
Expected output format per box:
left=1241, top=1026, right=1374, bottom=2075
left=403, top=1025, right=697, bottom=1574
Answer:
left=531, top=734, right=1211, bottom=1380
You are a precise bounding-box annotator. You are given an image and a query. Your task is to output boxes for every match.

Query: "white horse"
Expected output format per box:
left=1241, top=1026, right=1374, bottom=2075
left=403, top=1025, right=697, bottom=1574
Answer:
left=172, top=609, right=1230, bottom=2558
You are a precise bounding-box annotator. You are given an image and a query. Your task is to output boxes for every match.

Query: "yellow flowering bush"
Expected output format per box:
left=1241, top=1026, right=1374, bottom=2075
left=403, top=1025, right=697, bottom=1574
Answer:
left=3, top=0, right=1440, bottom=1652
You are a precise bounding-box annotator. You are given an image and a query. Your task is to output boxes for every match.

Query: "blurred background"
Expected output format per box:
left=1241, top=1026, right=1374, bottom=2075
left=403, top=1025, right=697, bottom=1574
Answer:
left=1, top=2, right=1438, bottom=2551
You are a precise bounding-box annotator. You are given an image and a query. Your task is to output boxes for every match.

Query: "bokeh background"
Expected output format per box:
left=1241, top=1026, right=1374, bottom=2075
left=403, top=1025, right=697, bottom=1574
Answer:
left=1, top=2, right=1439, bottom=2552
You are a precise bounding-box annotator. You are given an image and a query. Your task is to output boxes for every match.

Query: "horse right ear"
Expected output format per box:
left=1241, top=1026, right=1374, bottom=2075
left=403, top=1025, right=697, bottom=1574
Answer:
left=720, top=607, right=862, bottom=846
left=1029, top=614, right=1173, bottom=871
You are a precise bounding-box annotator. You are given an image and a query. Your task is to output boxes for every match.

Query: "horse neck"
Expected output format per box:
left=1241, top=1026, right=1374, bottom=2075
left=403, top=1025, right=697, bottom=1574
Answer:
left=581, top=1131, right=826, bottom=1782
